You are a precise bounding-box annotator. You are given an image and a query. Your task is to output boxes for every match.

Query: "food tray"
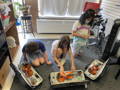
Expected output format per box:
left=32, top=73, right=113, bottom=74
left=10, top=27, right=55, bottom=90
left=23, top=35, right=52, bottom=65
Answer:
left=85, top=59, right=109, bottom=80
left=18, top=64, right=43, bottom=87
left=50, top=70, right=88, bottom=88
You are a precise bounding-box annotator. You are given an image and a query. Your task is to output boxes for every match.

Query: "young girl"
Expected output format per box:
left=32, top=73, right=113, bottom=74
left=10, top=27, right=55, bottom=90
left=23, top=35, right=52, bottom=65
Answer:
left=22, top=40, right=52, bottom=66
left=51, top=36, right=76, bottom=72
left=72, top=9, right=95, bottom=57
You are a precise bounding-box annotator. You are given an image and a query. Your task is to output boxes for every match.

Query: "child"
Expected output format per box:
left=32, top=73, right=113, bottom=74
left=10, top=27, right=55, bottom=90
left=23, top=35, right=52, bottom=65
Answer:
left=22, top=40, right=52, bottom=66
left=72, top=9, right=95, bottom=57
left=51, top=35, right=76, bottom=72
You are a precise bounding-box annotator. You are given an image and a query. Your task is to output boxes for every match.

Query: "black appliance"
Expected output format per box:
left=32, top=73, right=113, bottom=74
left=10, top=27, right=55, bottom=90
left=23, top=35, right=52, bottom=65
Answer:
left=0, top=19, right=10, bottom=69
left=100, top=19, right=120, bottom=80
left=110, top=40, right=120, bottom=57
left=101, top=19, right=120, bottom=60
left=0, top=19, right=6, bottom=48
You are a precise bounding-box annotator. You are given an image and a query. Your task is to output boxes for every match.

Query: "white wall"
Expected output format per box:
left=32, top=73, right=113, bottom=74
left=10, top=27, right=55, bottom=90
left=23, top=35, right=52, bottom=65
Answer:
left=86, top=0, right=100, bottom=3
left=101, top=0, right=120, bottom=40
left=37, top=19, right=76, bottom=33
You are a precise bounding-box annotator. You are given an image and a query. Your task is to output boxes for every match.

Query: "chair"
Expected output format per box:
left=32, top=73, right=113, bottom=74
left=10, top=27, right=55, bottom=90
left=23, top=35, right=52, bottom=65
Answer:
left=21, top=14, right=35, bottom=38
left=83, top=2, right=100, bottom=12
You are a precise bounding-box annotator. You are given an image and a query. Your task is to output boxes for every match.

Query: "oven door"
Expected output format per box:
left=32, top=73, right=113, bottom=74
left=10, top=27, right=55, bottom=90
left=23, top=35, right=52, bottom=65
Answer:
left=0, top=18, right=6, bottom=48
left=0, top=33, right=6, bottom=48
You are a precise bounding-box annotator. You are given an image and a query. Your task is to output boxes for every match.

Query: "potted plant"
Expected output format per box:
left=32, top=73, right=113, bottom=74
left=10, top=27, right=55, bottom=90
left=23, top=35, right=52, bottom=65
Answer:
left=13, top=2, right=30, bottom=25
left=13, top=2, right=30, bottom=15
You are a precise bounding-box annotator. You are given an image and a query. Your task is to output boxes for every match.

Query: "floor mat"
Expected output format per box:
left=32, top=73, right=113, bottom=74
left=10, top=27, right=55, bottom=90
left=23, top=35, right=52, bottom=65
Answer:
left=11, top=39, right=118, bottom=90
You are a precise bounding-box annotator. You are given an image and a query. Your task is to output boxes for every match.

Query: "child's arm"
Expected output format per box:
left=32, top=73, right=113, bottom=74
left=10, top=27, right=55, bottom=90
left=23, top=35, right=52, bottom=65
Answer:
left=72, top=30, right=90, bottom=39
left=68, top=48, right=76, bottom=71
left=52, top=49, right=64, bottom=72
left=43, top=51, right=52, bottom=64
left=52, top=49, right=62, bottom=66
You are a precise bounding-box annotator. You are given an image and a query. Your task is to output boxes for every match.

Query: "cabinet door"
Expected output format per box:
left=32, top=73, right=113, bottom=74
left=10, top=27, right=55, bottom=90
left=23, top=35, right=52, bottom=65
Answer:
left=0, top=57, right=10, bottom=88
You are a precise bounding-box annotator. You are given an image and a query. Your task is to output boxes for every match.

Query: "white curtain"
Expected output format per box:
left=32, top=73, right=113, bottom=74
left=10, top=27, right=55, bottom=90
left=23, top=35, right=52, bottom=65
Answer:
left=38, top=0, right=85, bottom=16
left=39, top=0, right=54, bottom=16
left=52, top=0, right=69, bottom=16
left=67, top=0, right=85, bottom=16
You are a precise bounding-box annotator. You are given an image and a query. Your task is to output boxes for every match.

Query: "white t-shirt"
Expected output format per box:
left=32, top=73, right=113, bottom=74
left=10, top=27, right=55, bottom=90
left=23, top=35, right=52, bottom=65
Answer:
left=51, top=40, right=72, bottom=57
left=72, top=21, right=90, bottom=43
left=72, top=21, right=90, bottom=35
left=72, top=21, right=81, bottom=31
left=51, top=40, right=59, bottom=54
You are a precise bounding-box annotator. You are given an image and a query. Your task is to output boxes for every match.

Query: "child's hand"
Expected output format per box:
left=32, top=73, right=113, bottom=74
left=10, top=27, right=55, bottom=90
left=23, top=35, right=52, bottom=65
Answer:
left=46, top=60, right=52, bottom=65
left=71, top=65, right=76, bottom=72
left=60, top=65, right=64, bottom=73
left=81, top=35, right=89, bottom=39
left=60, top=72, right=66, bottom=77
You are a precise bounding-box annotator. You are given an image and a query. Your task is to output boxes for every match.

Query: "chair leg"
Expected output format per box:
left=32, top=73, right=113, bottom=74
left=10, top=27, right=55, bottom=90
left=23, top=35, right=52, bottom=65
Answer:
left=115, top=69, right=120, bottom=80
left=24, top=20, right=28, bottom=39
left=30, top=21, right=35, bottom=38
left=22, top=20, right=26, bottom=39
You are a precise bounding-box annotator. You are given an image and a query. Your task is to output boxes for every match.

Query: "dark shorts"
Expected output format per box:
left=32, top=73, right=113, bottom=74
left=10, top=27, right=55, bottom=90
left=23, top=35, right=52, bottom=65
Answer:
left=22, top=40, right=46, bottom=53
left=26, top=50, right=44, bottom=63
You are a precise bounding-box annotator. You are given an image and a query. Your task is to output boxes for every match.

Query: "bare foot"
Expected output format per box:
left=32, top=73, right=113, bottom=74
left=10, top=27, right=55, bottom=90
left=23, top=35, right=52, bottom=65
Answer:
left=74, top=53, right=82, bottom=57
left=74, top=54, right=80, bottom=57
left=46, top=61, right=52, bottom=65
left=39, top=58, right=45, bottom=64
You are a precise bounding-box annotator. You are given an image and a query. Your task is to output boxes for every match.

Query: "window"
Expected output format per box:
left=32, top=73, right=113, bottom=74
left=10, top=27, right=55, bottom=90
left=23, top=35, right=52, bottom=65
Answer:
left=38, top=0, right=85, bottom=18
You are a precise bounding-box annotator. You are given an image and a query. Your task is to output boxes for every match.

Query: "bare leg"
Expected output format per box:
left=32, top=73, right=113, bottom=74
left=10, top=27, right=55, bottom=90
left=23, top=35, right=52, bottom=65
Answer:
left=32, top=58, right=40, bottom=67
left=38, top=57, right=45, bottom=64
left=72, top=43, right=82, bottom=57
left=52, top=48, right=64, bottom=67
left=44, top=52, right=52, bottom=65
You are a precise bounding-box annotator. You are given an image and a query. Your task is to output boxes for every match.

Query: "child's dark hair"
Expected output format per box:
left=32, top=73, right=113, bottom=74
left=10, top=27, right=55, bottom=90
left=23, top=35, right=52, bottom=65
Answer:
left=79, top=9, right=95, bottom=26
left=58, top=35, right=70, bottom=51
left=24, top=42, right=39, bottom=54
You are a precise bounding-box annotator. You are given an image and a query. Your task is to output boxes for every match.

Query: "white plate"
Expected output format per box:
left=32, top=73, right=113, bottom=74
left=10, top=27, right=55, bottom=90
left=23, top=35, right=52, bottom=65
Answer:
left=50, top=70, right=86, bottom=85
left=85, top=59, right=109, bottom=80
left=18, top=65, right=43, bottom=87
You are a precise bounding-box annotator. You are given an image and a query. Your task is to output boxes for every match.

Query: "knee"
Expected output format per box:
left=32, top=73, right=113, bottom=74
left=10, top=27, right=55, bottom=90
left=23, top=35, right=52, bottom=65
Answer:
left=32, top=61, right=40, bottom=67
left=39, top=58, right=45, bottom=64
left=32, top=58, right=40, bottom=67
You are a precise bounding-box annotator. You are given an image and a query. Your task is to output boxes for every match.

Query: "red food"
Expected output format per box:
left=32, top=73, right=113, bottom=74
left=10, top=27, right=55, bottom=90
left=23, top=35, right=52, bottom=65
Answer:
left=60, top=72, right=66, bottom=77
left=58, top=71, right=74, bottom=82
left=27, top=69, right=33, bottom=77
left=65, top=72, right=73, bottom=75
left=91, top=70, right=97, bottom=75
left=22, top=64, right=31, bottom=71
left=66, top=75, right=74, bottom=79
left=95, top=66, right=99, bottom=71
left=58, top=77, right=65, bottom=82
left=88, top=65, right=100, bottom=75
left=22, top=64, right=33, bottom=77
left=60, top=71, right=73, bottom=77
